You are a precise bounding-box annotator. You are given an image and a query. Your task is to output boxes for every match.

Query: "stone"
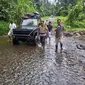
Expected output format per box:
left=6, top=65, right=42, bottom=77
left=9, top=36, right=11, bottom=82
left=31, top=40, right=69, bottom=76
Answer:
left=76, top=44, right=85, bottom=50
left=64, top=32, right=73, bottom=37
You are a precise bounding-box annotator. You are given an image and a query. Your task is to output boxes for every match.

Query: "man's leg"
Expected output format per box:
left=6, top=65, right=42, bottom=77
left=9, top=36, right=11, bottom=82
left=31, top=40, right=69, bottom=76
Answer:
left=48, top=32, right=50, bottom=41
left=42, top=36, right=45, bottom=49
left=49, top=32, right=51, bottom=42
left=55, top=38, right=58, bottom=52
left=8, top=30, right=12, bottom=41
left=60, top=37, right=63, bottom=50
left=40, top=36, right=45, bottom=49
left=40, top=36, right=42, bottom=45
left=9, top=36, right=11, bottom=40
left=55, top=44, right=58, bottom=52
left=60, top=42, right=63, bottom=50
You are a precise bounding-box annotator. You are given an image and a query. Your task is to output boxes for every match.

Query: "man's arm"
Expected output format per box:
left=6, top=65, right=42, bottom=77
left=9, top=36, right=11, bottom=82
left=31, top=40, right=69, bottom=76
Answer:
left=45, top=25, right=48, bottom=30
left=55, top=26, right=58, bottom=32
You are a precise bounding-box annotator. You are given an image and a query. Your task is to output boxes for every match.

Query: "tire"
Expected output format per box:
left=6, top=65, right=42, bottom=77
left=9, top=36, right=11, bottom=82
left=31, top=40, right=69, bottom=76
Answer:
left=33, top=35, right=38, bottom=45
left=12, top=38, right=19, bottom=45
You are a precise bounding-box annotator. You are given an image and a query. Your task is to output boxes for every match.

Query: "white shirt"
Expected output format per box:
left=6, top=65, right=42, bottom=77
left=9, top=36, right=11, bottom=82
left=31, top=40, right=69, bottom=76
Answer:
left=9, top=23, right=16, bottom=30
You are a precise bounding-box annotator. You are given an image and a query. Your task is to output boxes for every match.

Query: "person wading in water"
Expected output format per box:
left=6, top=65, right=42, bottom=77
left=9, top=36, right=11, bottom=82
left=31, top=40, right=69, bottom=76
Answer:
left=55, top=19, right=64, bottom=52
left=8, top=21, right=16, bottom=41
left=38, top=21, right=48, bottom=49
left=47, top=21, right=53, bottom=42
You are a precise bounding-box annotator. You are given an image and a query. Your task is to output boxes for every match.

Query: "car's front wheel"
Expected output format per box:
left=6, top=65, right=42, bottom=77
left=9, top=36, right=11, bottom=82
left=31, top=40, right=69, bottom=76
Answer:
left=12, top=38, right=19, bottom=45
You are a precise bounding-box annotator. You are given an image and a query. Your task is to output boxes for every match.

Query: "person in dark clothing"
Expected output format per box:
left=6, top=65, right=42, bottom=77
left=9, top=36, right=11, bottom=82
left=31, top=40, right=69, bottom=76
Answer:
left=47, top=21, right=53, bottom=41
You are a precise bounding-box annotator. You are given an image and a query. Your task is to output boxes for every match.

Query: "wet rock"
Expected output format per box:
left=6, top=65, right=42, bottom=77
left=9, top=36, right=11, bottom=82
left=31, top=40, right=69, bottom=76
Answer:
left=83, top=77, right=85, bottom=80
left=81, top=55, right=85, bottom=58
left=73, top=32, right=81, bottom=37
left=64, top=32, right=73, bottom=37
left=78, top=60, right=82, bottom=64
left=79, top=31, right=85, bottom=35
left=73, top=31, right=85, bottom=36
left=76, top=44, right=85, bottom=50
left=83, top=66, right=85, bottom=71
left=79, top=31, right=83, bottom=35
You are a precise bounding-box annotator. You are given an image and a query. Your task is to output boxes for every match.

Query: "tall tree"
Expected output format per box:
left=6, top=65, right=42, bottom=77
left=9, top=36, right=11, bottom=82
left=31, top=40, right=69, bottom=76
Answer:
left=0, top=0, right=37, bottom=21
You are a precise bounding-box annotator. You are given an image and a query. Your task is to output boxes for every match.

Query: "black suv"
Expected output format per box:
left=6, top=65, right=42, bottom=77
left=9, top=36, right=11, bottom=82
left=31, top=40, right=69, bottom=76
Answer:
left=12, top=12, right=40, bottom=45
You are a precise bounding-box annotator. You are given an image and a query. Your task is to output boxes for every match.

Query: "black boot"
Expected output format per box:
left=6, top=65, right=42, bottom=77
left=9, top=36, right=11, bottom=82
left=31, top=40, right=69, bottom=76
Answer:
left=55, top=44, right=58, bottom=52
left=60, top=43, right=63, bottom=50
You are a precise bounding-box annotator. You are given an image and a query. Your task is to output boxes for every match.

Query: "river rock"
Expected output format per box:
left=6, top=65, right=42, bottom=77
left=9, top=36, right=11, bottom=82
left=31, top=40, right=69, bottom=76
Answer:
left=73, top=32, right=80, bottom=36
left=64, top=32, right=73, bottom=37
left=76, top=44, right=85, bottom=50
left=78, top=31, right=85, bottom=35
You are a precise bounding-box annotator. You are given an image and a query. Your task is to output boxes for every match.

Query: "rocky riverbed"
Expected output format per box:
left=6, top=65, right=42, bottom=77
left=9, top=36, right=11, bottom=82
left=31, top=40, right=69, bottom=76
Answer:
left=0, top=34, right=85, bottom=85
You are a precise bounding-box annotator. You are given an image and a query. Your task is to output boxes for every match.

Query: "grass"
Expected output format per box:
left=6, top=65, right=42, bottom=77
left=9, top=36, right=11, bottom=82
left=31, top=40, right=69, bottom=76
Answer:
left=41, top=16, right=50, bottom=20
left=65, top=27, right=85, bottom=31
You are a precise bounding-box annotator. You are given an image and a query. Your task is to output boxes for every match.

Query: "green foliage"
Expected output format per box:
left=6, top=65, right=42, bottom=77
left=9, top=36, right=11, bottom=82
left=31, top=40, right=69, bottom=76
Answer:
left=72, top=21, right=85, bottom=28
left=0, top=0, right=37, bottom=22
left=0, top=0, right=12, bottom=21
left=13, top=0, right=37, bottom=22
left=0, top=0, right=85, bottom=35
left=78, top=13, right=85, bottom=21
left=0, top=0, right=57, bottom=22
left=42, top=16, right=85, bottom=31
left=66, top=0, right=85, bottom=28
left=41, top=16, right=50, bottom=20
left=38, top=2, right=56, bottom=17
left=60, top=10, right=68, bottom=16
left=67, top=0, right=83, bottom=26
left=0, top=21, right=9, bottom=35
left=52, top=16, right=67, bottom=28
left=58, top=0, right=79, bottom=5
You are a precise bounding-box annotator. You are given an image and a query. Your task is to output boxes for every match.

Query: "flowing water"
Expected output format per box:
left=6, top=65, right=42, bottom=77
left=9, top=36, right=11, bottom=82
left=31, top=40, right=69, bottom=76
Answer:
left=0, top=35, right=85, bottom=85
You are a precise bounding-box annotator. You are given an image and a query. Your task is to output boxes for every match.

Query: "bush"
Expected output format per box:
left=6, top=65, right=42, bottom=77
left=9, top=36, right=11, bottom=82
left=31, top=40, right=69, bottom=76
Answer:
left=72, top=21, right=85, bottom=28
left=78, top=13, right=85, bottom=21
left=66, top=20, right=85, bottom=28
left=0, top=21, right=9, bottom=35
left=67, top=0, right=83, bottom=25
left=60, top=10, right=68, bottom=16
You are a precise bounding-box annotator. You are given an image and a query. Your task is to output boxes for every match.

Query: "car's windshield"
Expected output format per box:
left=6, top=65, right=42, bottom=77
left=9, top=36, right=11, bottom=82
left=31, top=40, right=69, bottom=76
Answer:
left=22, top=19, right=37, bottom=26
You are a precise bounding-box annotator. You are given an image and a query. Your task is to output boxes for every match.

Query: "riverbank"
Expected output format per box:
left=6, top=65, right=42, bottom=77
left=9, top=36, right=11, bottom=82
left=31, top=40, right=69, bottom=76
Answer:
left=0, top=30, right=85, bottom=37
left=0, top=16, right=85, bottom=35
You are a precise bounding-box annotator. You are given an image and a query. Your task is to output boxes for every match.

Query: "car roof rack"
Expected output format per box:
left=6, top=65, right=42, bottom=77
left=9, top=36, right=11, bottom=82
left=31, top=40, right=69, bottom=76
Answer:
left=22, top=12, right=40, bottom=19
